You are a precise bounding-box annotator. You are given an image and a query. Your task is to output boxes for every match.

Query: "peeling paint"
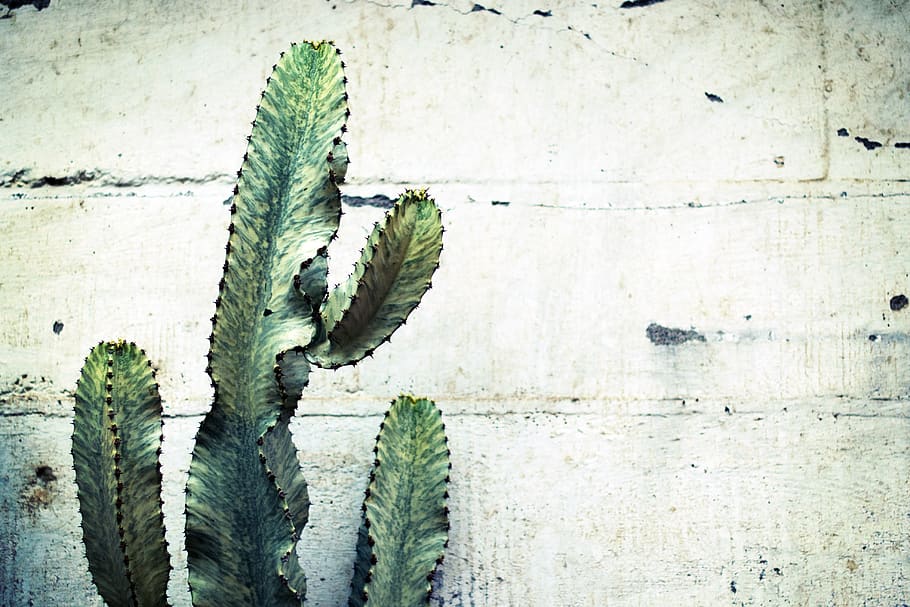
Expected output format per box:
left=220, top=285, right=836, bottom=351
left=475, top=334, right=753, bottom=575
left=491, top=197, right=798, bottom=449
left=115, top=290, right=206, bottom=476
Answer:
left=855, top=136, right=883, bottom=151
left=704, top=92, right=724, bottom=103
left=470, top=3, right=501, bottom=15
left=0, top=0, right=50, bottom=16
left=0, top=374, right=64, bottom=410
left=619, top=0, right=667, bottom=8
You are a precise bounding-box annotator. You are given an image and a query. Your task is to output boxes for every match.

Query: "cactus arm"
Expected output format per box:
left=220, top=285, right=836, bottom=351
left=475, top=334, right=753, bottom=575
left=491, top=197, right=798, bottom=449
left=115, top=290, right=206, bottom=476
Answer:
left=73, top=341, right=171, bottom=607
left=348, top=395, right=450, bottom=607
left=307, top=191, right=443, bottom=369
left=185, top=41, right=347, bottom=607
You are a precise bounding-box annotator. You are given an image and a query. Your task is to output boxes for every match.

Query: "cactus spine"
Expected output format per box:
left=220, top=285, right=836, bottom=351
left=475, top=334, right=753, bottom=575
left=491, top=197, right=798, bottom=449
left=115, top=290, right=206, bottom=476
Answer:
left=73, top=341, right=171, bottom=607
left=72, top=41, right=447, bottom=607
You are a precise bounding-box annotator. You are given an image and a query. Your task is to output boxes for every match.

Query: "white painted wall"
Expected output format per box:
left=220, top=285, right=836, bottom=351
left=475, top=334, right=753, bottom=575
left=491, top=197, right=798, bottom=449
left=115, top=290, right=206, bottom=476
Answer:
left=1, top=1, right=908, bottom=605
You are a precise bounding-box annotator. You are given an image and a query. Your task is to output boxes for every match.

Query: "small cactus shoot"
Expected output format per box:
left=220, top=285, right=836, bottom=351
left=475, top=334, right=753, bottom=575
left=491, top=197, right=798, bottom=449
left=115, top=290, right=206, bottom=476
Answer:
left=349, top=395, right=450, bottom=607
left=73, top=341, right=171, bottom=607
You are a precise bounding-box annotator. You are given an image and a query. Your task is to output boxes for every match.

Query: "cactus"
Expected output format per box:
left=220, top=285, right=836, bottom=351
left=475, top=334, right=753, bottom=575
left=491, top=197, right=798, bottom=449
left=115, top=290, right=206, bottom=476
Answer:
left=349, top=395, right=450, bottom=607
left=72, top=340, right=171, bottom=607
left=71, top=41, right=448, bottom=607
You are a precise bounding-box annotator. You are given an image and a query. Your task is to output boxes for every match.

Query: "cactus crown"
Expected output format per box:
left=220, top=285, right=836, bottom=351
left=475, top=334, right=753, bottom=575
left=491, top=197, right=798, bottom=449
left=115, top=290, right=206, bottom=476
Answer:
left=72, top=42, right=448, bottom=607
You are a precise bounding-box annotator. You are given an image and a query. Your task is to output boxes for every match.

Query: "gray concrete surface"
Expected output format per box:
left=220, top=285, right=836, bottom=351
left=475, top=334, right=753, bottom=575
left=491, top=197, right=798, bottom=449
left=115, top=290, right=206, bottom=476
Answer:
left=1, top=1, right=908, bottom=605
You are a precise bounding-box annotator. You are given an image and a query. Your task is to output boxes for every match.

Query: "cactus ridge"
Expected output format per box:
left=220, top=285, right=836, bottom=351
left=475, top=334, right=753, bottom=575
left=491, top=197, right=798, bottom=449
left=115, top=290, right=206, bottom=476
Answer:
left=73, top=340, right=171, bottom=607
left=349, top=395, right=450, bottom=607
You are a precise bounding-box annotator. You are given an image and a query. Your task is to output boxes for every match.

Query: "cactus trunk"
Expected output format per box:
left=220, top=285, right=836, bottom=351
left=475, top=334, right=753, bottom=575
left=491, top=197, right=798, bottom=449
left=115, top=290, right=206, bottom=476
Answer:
left=184, top=41, right=347, bottom=607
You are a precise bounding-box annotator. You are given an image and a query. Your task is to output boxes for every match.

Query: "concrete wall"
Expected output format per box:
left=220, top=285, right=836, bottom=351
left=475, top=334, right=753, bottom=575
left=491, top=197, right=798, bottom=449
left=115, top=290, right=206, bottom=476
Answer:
left=1, top=0, right=908, bottom=605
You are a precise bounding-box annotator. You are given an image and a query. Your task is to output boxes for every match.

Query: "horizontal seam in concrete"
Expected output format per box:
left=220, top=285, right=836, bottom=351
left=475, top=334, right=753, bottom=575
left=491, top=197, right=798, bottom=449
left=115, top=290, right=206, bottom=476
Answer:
left=5, top=176, right=910, bottom=189
left=3, top=184, right=909, bottom=212
left=4, top=410, right=908, bottom=421
left=4, top=395, right=906, bottom=419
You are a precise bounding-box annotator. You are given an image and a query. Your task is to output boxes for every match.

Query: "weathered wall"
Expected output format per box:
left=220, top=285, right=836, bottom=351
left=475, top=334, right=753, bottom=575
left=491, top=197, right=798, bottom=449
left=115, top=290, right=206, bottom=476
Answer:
left=1, top=1, right=908, bottom=605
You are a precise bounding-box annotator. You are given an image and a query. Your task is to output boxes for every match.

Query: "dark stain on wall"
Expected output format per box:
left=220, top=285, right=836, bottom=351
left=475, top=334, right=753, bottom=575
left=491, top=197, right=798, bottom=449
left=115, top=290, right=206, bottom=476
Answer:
left=1, top=169, right=98, bottom=187
left=646, top=323, right=706, bottom=346
left=704, top=92, right=724, bottom=103
left=34, top=465, right=55, bottom=483
left=890, top=294, right=908, bottom=312
left=19, top=465, right=58, bottom=516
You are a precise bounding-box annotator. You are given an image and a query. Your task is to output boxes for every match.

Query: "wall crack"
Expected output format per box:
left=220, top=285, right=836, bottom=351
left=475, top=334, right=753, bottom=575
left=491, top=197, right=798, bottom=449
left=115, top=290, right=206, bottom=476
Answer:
left=342, top=0, right=646, bottom=64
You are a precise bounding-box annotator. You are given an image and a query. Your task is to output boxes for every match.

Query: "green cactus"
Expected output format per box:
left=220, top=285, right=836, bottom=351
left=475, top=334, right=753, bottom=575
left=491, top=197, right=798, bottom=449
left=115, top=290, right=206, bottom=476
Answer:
left=72, top=41, right=448, bottom=607
left=349, top=395, right=450, bottom=607
left=72, top=340, right=171, bottom=607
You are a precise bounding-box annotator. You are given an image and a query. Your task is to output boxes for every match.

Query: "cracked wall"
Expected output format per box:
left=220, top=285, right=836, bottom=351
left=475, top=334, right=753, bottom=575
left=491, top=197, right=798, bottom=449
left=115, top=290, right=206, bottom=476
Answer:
left=1, top=1, right=909, bottom=606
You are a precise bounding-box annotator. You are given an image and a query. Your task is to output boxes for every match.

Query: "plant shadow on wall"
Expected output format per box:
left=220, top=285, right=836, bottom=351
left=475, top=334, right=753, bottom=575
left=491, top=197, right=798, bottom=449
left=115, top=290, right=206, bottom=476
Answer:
left=71, top=42, right=450, bottom=607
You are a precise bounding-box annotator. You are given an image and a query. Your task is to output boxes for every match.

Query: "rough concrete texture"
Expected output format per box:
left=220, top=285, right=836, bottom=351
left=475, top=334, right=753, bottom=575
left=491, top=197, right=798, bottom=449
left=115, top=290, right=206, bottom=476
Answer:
left=1, top=0, right=908, bottom=606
